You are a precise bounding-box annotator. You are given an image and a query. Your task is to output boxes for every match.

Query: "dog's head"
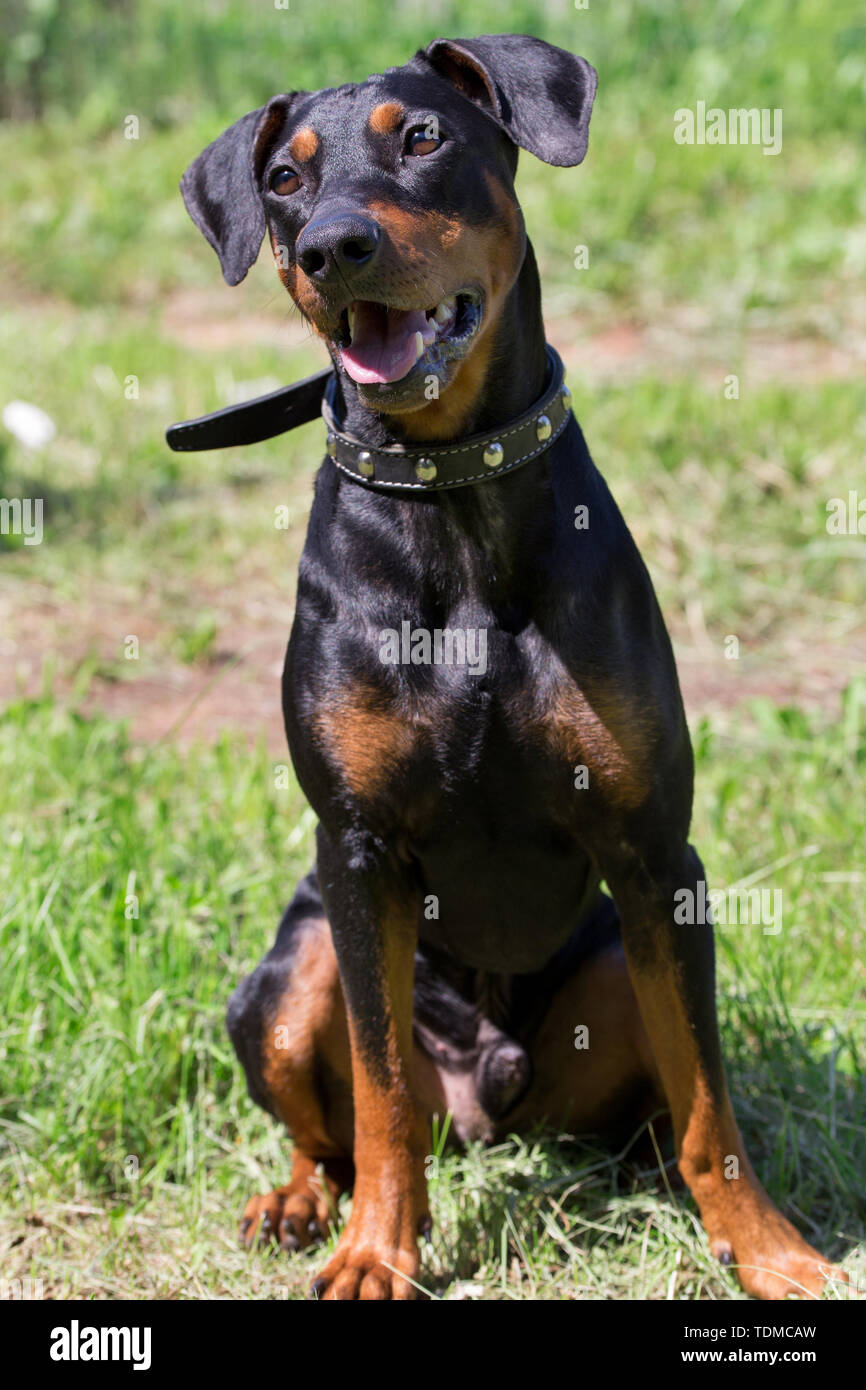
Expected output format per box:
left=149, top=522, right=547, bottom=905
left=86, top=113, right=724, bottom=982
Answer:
left=181, top=35, right=596, bottom=424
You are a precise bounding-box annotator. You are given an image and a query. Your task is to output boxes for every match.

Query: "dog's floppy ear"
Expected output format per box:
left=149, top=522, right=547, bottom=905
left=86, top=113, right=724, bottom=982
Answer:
left=422, top=34, right=596, bottom=167
left=180, top=95, right=297, bottom=286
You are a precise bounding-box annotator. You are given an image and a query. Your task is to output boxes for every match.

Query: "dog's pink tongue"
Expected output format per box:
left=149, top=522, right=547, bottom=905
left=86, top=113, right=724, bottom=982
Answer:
left=341, top=302, right=430, bottom=384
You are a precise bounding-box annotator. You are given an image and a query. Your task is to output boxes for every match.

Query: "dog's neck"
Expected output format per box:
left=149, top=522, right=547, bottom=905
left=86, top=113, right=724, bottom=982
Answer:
left=325, top=242, right=549, bottom=450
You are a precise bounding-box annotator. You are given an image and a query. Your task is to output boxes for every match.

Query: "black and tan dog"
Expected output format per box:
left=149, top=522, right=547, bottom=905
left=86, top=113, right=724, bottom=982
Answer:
left=175, top=34, right=841, bottom=1300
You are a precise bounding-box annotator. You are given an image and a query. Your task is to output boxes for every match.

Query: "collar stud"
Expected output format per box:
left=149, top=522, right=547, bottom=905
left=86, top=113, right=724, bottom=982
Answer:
left=483, top=441, right=504, bottom=468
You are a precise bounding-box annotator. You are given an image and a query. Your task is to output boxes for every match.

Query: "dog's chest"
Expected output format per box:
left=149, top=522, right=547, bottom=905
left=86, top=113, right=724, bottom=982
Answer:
left=308, top=613, right=646, bottom=830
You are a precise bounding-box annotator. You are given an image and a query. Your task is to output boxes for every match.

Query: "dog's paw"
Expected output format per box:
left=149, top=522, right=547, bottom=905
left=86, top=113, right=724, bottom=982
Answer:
left=310, top=1239, right=421, bottom=1300
left=239, top=1183, right=333, bottom=1253
left=710, top=1207, right=847, bottom=1300
left=307, top=1188, right=427, bottom=1300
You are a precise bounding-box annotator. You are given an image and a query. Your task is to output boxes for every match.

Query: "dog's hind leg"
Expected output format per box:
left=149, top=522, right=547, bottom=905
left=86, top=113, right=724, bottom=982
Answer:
left=227, top=866, right=527, bottom=1253
left=227, top=869, right=355, bottom=1250
left=503, top=894, right=667, bottom=1145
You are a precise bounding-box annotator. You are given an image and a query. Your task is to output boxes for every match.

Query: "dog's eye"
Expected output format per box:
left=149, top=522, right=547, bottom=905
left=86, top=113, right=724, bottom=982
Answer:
left=406, top=128, right=443, bottom=157
left=270, top=167, right=301, bottom=195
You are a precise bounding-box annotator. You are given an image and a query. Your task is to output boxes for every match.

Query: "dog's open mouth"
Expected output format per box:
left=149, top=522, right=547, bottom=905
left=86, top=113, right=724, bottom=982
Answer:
left=336, top=291, right=483, bottom=386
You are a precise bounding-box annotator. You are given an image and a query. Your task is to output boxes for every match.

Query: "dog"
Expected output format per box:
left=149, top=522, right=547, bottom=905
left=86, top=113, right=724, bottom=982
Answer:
left=174, top=34, right=842, bottom=1300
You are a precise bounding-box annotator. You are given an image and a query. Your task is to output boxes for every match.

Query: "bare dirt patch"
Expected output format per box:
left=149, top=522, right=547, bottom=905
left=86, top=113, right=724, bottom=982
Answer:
left=3, top=288, right=863, bottom=751
left=3, top=567, right=862, bottom=757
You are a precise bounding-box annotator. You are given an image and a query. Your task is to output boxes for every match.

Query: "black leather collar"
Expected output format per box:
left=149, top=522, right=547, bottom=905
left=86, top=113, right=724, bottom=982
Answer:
left=166, top=366, right=332, bottom=452
left=166, top=345, right=571, bottom=494
left=322, top=345, right=571, bottom=492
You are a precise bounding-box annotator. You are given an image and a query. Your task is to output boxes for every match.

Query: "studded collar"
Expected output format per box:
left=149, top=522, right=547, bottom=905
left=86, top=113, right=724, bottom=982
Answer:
left=166, top=345, right=572, bottom=492
left=322, top=345, right=571, bottom=492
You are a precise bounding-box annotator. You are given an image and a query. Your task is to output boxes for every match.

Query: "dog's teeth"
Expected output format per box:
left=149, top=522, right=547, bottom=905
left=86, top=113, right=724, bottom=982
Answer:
left=433, top=296, right=457, bottom=325
left=413, top=330, right=425, bottom=361
left=347, top=306, right=356, bottom=340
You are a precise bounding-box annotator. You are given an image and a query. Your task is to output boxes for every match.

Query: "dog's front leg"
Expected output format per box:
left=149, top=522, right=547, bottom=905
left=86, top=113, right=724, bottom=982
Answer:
left=311, top=827, right=428, bottom=1301
left=604, top=841, right=843, bottom=1300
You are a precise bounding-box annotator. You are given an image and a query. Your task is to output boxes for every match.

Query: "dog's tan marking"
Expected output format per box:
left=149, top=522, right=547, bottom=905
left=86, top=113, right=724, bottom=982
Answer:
left=290, top=127, right=319, bottom=162
left=365, top=174, right=524, bottom=439
left=526, top=676, right=652, bottom=811
left=627, top=951, right=843, bottom=1299
left=313, top=684, right=423, bottom=801
left=268, top=228, right=291, bottom=289
left=368, top=101, right=405, bottom=135
left=261, top=919, right=349, bottom=1149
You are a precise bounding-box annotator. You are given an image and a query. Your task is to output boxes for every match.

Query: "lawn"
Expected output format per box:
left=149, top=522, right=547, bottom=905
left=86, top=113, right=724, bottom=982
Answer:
left=0, top=0, right=864, bottom=1299
left=1, top=693, right=863, bottom=1298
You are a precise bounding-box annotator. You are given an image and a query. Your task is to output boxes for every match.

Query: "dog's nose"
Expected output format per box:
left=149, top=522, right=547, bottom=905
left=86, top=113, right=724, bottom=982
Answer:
left=296, top=213, right=381, bottom=282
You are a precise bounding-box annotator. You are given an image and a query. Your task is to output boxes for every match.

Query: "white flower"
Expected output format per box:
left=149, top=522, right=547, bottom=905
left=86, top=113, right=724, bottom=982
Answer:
left=2, top=401, right=57, bottom=449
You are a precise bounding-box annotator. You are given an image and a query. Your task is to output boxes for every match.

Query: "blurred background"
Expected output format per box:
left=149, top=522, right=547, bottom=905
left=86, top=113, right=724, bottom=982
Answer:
left=0, top=0, right=864, bottom=1300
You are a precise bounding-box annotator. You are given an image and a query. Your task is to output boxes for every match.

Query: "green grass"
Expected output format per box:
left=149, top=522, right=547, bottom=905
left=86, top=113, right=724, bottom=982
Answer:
left=2, top=1, right=865, bottom=323
left=0, top=693, right=863, bottom=1298
left=2, top=64, right=863, bottom=330
left=0, top=3, right=863, bottom=681
left=1, top=0, right=864, bottom=1300
left=5, top=0, right=864, bottom=140
left=1, top=302, right=862, bottom=691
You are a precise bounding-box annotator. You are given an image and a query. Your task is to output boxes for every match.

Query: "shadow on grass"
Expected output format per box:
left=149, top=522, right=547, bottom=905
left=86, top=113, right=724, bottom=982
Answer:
left=419, top=1002, right=862, bottom=1297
